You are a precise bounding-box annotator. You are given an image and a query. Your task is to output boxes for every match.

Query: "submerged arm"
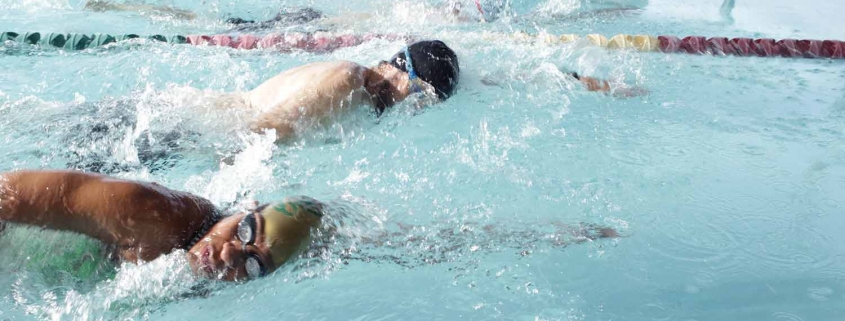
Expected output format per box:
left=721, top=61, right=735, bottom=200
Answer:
left=327, top=221, right=620, bottom=267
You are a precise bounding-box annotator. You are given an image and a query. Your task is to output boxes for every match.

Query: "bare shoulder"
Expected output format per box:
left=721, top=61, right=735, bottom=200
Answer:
left=297, top=60, right=367, bottom=85
left=332, top=60, right=367, bottom=73
left=250, top=60, right=367, bottom=94
left=2, top=169, right=96, bottom=190
left=308, top=60, right=365, bottom=70
left=87, top=173, right=204, bottom=205
left=325, top=60, right=367, bottom=87
left=277, top=60, right=365, bottom=76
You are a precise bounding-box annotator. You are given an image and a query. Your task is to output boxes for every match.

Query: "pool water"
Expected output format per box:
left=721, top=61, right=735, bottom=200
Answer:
left=1, top=0, right=844, bottom=320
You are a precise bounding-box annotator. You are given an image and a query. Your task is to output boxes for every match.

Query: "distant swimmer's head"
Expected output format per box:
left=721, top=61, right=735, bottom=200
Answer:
left=448, top=0, right=508, bottom=23
left=187, top=196, right=323, bottom=281
left=388, top=40, right=460, bottom=101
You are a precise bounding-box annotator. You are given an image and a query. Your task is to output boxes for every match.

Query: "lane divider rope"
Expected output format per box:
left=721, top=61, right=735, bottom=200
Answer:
left=511, top=32, right=845, bottom=59
left=0, top=31, right=413, bottom=53
left=2, top=30, right=843, bottom=59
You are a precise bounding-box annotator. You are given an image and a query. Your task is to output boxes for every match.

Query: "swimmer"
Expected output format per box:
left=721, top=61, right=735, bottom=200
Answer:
left=45, top=40, right=616, bottom=174
left=0, top=169, right=619, bottom=280
left=0, top=169, right=322, bottom=281
left=239, top=39, right=460, bottom=142
left=235, top=39, right=619, bottom=141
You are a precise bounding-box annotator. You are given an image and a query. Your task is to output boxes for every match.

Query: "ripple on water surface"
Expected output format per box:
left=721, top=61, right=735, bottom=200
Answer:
left=1, top=0, right=845, bottom=320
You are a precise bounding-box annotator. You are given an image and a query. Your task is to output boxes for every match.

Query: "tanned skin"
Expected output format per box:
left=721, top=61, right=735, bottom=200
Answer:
left=0, top=170, right=316, bottom=282
left=243, top=61, right=624, bottom=141
left=0, top=170, right=621, bottom=282
left=0, top=170, right=216, bottom=262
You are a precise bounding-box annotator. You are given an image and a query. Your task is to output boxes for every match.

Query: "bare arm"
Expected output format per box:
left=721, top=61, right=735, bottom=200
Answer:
left=0, top=170, right=217, bottom=260
left=578, top=74, right=648, bottom=97
left=481, top=71, right=646, bottom=97
left=579, top=75, right=612, bottom=92
left=84, top=0, right=196, bottom=20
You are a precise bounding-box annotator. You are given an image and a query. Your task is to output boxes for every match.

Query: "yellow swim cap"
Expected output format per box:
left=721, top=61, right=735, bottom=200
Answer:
left=259, top=196, right=324, bottom=270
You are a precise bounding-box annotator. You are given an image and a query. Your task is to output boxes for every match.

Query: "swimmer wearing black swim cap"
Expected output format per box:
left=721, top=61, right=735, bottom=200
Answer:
left=246, top=40, right=460, bottom=140
left=0, top=170, right=322, bottom=281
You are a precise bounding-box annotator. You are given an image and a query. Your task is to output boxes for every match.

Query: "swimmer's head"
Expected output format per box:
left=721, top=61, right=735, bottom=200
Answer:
left=388, top=40, right=460, bottom=100
left=187, top=196, right=323, bottom=281
left=258, top=197, right=323, bottom=269
left=448, top=0, right=507, bottom=23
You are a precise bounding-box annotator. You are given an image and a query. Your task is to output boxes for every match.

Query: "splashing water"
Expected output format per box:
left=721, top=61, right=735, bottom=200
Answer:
left=1, top=0, right=845, bottom=320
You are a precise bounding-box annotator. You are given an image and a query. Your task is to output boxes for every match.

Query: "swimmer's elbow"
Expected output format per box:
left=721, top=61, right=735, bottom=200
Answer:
left=0, top=173, right=14, bottom=221
left=249, top=118, right=295, bottom=143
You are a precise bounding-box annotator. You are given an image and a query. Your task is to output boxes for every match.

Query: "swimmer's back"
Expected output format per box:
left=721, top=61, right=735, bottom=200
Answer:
left=247, top=61, right=372, bottom=140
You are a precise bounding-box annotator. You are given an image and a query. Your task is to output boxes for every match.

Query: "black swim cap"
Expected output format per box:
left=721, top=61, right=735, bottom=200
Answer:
left=389, top=40, right=460, bottom=100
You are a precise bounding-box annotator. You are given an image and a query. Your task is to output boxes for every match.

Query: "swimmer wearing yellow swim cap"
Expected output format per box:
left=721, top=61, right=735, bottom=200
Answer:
left=0, top=170, right=324, bottom=282
left=0, top=170, right=621, bottom=282
left=186, top=197, right=323, bottom=281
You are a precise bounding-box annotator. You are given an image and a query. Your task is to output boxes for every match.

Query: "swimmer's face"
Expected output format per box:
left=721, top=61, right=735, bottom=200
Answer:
left=367, top=62, right=438, bottom=112
left=187, top=212, right=274, bottom=282
left=366, top=62, right=413, bottom=111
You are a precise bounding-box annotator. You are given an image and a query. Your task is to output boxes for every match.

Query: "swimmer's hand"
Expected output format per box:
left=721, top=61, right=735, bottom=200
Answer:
left=611, top=86, right=649, bottom=98
left=550, top=221, right=621, bottom=238
left=579, top=76, right=611, bottom=92
left=480, top=76, right=503, bottom=87
left=579, top=76, right=648, bottom=98
left=84, top=0, right=118, bottom=11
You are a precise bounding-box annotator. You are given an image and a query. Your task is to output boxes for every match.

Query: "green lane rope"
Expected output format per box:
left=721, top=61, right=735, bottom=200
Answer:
left=1, top=31, right=187, bottom=50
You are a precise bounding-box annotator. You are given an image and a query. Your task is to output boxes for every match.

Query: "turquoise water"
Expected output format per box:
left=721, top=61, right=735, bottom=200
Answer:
left=1, top=0, right=845, bottom=320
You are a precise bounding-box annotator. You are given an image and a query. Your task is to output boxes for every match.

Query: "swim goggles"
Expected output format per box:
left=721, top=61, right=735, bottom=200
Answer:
left=236, top=211, right=269, bottom=279
left=404, top=46, right=427, bottom=94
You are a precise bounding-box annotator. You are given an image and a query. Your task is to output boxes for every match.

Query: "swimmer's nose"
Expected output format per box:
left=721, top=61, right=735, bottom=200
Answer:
left=219, top=241, right=246, bottom=269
